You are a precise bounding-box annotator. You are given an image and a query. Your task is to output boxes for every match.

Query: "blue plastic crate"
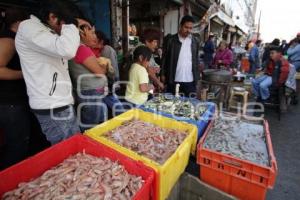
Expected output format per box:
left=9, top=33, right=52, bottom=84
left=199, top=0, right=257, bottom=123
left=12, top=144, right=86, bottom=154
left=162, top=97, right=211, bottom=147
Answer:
left=139, top=94, right=215, bottom=141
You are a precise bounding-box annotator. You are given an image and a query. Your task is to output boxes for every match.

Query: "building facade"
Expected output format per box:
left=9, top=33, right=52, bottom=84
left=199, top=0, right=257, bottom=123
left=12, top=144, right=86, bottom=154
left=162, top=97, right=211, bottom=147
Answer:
left=220, top=0, right=258, bottom=41
left=110, top=0, right=214, bottom=54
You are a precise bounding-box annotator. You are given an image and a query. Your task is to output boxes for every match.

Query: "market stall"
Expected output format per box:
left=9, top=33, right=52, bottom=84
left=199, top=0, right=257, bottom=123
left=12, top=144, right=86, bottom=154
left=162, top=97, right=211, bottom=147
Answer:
left=139, top=93, right=215, bottom=141
left=0, top=0, right=282, bottom=199
left=0, top=85, right=279, bottom=200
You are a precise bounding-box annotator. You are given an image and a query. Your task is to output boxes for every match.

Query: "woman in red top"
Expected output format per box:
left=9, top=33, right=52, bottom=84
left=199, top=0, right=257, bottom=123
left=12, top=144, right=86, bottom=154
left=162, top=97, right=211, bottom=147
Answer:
left=69, top=19, right=124, bottom=131
left=69, top=19, right=107, bottom=131
left=213, top=40, right=233, bottom=70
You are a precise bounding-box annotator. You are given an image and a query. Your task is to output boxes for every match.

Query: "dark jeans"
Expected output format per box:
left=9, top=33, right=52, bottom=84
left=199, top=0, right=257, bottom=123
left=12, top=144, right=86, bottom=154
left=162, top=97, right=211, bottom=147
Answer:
left=77, top=89, right=107, bottom=132
left=203, top=57, right=213, bottom=69
left=121, top=99, right=137, bottom=111
left=167, top=82, right=197, bottom=97
left=102, top=94, right=125, bottom=117
left=290, top=61, right=300, bottom=71
left=249, top=60, right=259, bottom=74
left=34, top=106, right=80, bottom=145
left=0, top=105, right=31, bottom=169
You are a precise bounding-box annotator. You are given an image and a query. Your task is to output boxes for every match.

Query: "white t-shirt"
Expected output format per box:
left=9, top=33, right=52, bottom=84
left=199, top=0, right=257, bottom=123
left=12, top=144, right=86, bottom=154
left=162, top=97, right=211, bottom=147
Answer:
left=15, top=15, right=80, bottom=109
left=175, top=35, right=193, bottom=82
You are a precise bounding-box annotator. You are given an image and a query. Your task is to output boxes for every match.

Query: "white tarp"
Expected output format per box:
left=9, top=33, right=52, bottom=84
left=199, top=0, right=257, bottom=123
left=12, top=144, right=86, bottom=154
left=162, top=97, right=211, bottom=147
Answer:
left=164, top=9, right=179, bottom=36
left=235, top=23, right=249, bottom=35
left=210, top=10, right=235, bottom=27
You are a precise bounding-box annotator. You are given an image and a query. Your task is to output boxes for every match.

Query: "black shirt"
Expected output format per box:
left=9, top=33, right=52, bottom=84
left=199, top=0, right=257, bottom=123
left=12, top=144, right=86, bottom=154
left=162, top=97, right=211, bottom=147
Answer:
left=0, top=29, right=28, bottom=105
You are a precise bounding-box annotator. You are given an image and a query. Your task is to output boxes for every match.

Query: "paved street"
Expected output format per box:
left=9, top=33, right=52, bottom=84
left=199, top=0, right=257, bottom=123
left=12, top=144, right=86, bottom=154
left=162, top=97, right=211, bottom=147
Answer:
left=265, top=103, right=300, bottom=200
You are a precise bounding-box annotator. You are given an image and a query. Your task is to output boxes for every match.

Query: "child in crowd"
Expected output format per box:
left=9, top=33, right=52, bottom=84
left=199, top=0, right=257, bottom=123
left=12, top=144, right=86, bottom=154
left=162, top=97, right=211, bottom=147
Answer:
left=125, top=46, right=154, bottom=106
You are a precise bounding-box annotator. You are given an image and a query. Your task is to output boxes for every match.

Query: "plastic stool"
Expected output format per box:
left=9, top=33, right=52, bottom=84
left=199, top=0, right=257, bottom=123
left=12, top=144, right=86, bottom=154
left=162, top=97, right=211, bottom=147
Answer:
left=228, top=88, right=249, bottom=114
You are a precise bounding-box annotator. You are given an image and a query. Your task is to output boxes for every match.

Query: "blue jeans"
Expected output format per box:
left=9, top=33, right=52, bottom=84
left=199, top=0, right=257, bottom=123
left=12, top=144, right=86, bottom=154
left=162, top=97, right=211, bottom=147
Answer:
left=290, top=61, right=300, bottom=71
left=102, top=94, right=125, bottom=117
left=34, top=106, right=80, bottom=145
left=249, top=60, right=260, bottom=74
left=121, top=99, right=137, bottom=111
left=252, top=75, right=272, bottom=100
left=77, top=89, right=107, bottom=132
left=0, top=105, right=30, bottom=169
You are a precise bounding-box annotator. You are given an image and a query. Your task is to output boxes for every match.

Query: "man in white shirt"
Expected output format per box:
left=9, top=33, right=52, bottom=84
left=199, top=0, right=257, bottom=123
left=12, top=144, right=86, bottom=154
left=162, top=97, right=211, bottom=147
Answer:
left=161, top=15, right=200, bottom=97
left=15, top=0, right=81, bottom=145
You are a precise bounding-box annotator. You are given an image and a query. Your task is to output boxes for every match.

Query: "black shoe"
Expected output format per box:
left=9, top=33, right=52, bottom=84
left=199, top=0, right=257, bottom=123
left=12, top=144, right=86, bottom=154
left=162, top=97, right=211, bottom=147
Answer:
left=257, top=97, right=269, bottom=104
left=264, top=98, right=272, bottom=104
left=291, top=95, right=298, bottom=105
left=263, top=98, right=275, bottom=105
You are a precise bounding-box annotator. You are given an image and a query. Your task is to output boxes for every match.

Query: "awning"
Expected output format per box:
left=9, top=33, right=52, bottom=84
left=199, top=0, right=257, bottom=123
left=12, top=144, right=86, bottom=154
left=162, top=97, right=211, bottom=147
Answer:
left=189, top=0, right=210, bottom=18
left=235, top=24, right=248, bottom=36
left=190, top=0, right=211, bottom=10
left=210, top=10, right=235, bottom=27
left=228, top=26, right=236, bottom=32
left=211, top=16, right=224, bottom=26
left=195, top=0, right=212, bottom=9
left=237, top=30, right=244, bottom=36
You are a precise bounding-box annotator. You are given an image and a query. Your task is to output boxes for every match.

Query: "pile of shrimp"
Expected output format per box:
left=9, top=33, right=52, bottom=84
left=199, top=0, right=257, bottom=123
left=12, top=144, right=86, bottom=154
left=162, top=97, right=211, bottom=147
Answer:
left=2, top=152, right=144, bottom=200
left=105, top=119, right=188, bottom=165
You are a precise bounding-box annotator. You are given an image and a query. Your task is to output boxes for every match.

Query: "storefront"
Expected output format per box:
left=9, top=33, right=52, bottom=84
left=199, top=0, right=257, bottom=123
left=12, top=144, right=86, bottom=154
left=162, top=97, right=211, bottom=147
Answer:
left=127, top=0, right=183, bottom=49
left=209, top=9, right=235, bottom=45
left=209, top=13, right=225, bottom=45
left=127, top=0, right=212, bottom=48
left=234, top=24, right=248, bottom=45
left=188, top=0, right=213, bottom=43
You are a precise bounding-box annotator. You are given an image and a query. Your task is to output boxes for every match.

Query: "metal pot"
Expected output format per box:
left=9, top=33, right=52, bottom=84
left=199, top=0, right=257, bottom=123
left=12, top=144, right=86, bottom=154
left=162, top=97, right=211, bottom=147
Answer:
left=202, top=69, right=218, bottom=75
left=202, top=69, right=232, bottom=83
left=233, top=74, right=246, bottom=82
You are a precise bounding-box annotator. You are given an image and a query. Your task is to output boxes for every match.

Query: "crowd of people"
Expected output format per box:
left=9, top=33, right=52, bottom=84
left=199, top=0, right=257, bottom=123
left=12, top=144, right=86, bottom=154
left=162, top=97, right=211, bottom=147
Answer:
left=203, top=34, right=233, bottom=70
left=1, top=0, right=299, bottom=171
left=0, top=0, right=200, bottom=169
left=202, top=31, right=299, bottom=105
left=248, top=37, right=299, bottom=104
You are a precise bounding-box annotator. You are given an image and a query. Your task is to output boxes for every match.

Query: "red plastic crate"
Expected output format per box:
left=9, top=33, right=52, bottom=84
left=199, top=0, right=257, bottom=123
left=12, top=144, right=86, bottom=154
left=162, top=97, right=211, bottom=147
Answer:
left=197, top=119, right=278, bottom=200
left=0, top=134, right=155, bottom=200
